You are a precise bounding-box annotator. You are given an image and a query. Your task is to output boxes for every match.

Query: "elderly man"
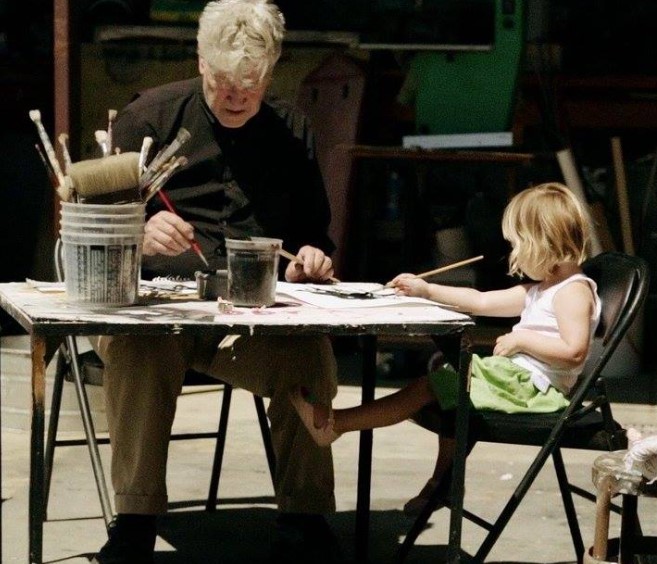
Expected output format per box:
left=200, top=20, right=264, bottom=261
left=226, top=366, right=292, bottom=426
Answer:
left=92, top=1, right=342, bottom=562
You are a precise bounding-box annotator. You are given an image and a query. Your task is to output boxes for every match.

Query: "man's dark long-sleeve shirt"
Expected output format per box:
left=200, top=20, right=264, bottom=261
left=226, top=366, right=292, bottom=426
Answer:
left=112, top=77, right=334, bottom=278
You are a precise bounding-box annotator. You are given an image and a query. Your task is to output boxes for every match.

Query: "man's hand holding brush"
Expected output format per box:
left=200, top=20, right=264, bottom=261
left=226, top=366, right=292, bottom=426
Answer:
left=283, top=245, right=336, bottom=284
left=143, top=210, right=208, bottom=266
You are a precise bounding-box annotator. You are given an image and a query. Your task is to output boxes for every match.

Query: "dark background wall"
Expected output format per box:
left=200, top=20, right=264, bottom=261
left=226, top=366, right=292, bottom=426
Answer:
left=1, top=1, right=657, bottom=350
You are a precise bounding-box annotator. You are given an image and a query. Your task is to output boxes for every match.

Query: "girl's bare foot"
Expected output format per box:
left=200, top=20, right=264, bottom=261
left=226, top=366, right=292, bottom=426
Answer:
left=289, top=387, right=341, bottom=447
left=402, top=473, right=453, bottom=517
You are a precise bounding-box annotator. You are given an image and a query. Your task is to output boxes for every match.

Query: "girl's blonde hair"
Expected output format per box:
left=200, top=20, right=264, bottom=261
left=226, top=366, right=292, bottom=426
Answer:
left=502, top=182, right=591, bottom=279
left=197, top=0, right=285, bottom=89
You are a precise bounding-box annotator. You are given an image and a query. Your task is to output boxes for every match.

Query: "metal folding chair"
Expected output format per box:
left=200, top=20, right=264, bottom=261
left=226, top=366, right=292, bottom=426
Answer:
left=399, top=251, right=650, bottom=563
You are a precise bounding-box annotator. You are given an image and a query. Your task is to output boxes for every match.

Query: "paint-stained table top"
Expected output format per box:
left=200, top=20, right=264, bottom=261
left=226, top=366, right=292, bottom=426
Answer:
left=0, top=282, right=472, bottom=338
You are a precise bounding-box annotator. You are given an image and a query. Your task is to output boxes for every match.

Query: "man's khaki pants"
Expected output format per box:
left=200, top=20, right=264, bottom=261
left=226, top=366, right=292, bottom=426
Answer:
left=93, top=333, right=338, bottom=515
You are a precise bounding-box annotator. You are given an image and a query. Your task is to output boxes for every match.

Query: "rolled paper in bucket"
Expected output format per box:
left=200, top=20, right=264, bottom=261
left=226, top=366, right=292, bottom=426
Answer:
left=67, top=152, right=141, bottom=204
left=59, top=202, right=145, bottom=306
left=226, top=237, right=282, bottom=307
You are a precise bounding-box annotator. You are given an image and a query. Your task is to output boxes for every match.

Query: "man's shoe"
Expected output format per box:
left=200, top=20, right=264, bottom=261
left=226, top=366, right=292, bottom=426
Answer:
left=91, top=514, right=157, bottom=564
left=271, top=513, right=345, bottom=564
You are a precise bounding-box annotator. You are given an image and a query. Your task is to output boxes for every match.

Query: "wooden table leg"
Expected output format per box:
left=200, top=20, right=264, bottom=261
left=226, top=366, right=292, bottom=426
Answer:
left=29, top=334, right=48, bottom=564
left=446, top=329, right=471, bottom=563
left=355, top=335, right=377, bottom=563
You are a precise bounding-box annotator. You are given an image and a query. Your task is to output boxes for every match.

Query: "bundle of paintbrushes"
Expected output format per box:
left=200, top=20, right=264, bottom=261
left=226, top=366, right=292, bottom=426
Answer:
left=29, top=108, right=191, bottom=205
left=138, top=127, right=191, bottom=202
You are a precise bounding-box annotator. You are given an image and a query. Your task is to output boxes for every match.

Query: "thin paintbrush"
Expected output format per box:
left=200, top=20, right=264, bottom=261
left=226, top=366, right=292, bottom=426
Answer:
left=106, top=109, right=117, bottom=156
left=29, top=109, right=66, bottom=188
left=95, top=130, right=109, bottom=157
left=279, top=248, right=340, bottom=283
left=35, top=143, right=72, bottom=201
left=156, top=188, right=209, bottom=267
left=384, top=255, right=484, bottom=287
left=35, top=143, right=58, bottom=189
left=58, top=133, right=73, bottom=174
left=138, top=136, right=153, bottom=174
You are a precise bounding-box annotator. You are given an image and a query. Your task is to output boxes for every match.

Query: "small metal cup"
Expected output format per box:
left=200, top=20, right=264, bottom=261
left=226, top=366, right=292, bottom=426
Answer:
left=195, top=269, right=228, bottom=300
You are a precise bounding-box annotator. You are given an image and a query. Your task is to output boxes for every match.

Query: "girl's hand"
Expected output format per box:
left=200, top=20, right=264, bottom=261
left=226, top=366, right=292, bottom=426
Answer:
left=493, top=331, right=523, bottom=357
left=390, top=274, right=430, bottom=299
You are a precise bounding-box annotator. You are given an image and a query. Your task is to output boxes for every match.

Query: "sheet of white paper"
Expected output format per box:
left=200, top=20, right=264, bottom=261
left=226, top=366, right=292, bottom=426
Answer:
left=276, top=282, right=441, bottom=309
left=26, top=278, right=198, bottom=296
left=140, top=279, right=197, bottom=295
left=25, top=279, right=65, bottom=292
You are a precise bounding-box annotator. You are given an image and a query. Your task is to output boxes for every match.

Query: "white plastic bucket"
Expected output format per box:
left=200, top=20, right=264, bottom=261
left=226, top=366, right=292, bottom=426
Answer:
left=225, top=237, right=282, bottom=307
left=60, top=221, right=145, bottom=235
left=59, top=203, right=145, bottom=306
left=60, top=213, right=145, bottom=224
left=60, top=202, right=145, bottom=215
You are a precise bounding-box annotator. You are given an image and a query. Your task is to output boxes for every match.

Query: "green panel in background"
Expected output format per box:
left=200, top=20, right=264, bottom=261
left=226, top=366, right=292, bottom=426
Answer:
left=150, top=0, right=206, bottom=24
left=409, top=0, right=525, bottom=134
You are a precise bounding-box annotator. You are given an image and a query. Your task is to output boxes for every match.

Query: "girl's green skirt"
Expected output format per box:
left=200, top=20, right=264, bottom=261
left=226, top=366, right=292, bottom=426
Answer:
left=428, top=354, right=570, bottom=414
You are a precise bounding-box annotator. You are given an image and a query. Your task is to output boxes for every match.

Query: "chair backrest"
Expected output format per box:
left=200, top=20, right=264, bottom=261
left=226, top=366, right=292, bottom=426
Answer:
left=572, top=252, right=650, bottom=408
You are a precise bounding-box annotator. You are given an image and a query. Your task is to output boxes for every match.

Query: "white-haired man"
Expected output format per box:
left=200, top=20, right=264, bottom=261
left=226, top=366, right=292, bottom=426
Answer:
left=92, top=1, right=342, bottom=562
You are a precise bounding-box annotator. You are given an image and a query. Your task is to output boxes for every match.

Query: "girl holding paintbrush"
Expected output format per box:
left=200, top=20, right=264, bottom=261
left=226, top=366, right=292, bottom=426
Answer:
left=290, top=182, right=601, bottom=514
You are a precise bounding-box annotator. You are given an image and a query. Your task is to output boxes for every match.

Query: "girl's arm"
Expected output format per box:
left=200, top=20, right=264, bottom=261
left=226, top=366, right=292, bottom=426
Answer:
left=391, top=274, right=529, bottom=317
left=493, top=280, right=595, bottom=368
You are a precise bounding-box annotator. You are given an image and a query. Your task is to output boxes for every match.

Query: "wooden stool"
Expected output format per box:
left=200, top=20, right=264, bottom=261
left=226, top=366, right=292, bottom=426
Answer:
left=587, top=450, right=657, bottom=563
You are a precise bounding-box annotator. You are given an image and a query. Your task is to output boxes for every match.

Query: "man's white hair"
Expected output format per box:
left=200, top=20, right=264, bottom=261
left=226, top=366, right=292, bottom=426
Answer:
left=197, top=0, right=285, bottom=88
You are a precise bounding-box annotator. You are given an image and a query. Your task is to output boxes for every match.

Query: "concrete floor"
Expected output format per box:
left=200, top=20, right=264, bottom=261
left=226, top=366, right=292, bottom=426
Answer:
left=2, top=359, right=656, bottom=563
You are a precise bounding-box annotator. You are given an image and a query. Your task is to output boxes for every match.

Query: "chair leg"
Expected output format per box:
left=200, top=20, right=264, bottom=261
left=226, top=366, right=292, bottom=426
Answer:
left=253, top=394, right=276, bottom=486
left=206, top=382, right=233, bottom=512
left=43, top=348, right=67, bottom=520
left=620, top=494, right=638, bottom=564
left=553, top=448, right=585, bottom=562
left=66, top=337, right=114, bottom=527
left=396, top=478, right=448, bottom=563
left=473, top=443, right=554, bottom=562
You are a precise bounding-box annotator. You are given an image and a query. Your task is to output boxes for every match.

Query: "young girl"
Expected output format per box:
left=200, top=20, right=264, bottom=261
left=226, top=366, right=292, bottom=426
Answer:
left=289, top=182, right=602, bottom=514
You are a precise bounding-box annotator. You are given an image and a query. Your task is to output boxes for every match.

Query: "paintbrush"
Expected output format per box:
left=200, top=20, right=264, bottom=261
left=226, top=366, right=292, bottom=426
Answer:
left=35, top=143, right=73, bottom=201
left=141, top=128, right=191, bottom=186
left=384, top=255, right=484, bottom=288
left=95, top=130, right=109, bottom=157
left=138, top=136, right=153, bottom=174
left=58, top=133, right=73, bottom=174
left=279, top=248, right=340, bottom=283
left=35, top=143, right=57, bottom=188
left=106, top=109, right=117, bottom=156
left=156, top=188, right=209, bottom=267
left=141, top=156, right=187, bottom=202
left=29, top=109, right=66, bottom=189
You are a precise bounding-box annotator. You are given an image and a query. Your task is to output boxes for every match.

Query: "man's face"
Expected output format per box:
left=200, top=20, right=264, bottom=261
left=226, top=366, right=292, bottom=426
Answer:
left=199, top=58, right=269, bottom=128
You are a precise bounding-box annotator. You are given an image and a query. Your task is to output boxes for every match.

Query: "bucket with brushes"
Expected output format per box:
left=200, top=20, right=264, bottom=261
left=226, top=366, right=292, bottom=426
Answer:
left=59, top=202, right=145, bottom=306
